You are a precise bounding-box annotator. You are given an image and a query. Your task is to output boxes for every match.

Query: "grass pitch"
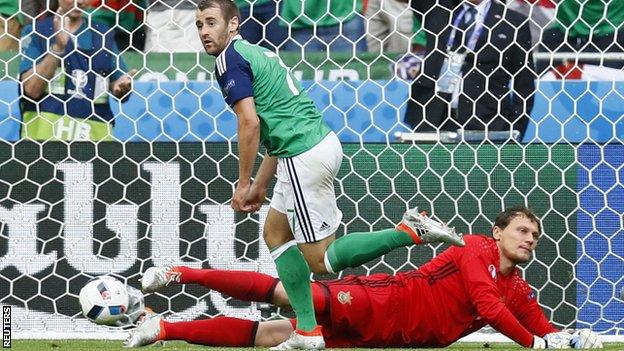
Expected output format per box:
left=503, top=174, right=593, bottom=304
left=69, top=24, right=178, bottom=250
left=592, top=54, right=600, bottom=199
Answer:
left=8, top=340, right=624, bottom=350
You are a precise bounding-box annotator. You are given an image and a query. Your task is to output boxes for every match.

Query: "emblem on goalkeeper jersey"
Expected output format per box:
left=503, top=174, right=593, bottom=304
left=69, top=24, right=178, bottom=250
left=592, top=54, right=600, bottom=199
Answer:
left=488, top=264, right=497, bottom=280
left=337, top=291, right=353, bottom=305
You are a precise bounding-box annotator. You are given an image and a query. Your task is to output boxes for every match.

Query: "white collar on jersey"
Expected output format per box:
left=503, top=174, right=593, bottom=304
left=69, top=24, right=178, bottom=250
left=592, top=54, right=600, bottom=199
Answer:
left=215, top=34, right=243, bottom=75
left=217, top=34, right=243, bottom=60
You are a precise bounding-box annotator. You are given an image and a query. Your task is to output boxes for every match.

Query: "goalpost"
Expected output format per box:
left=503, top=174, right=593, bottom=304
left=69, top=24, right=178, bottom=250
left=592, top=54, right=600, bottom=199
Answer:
left=0, top=0, right=623, bottom=343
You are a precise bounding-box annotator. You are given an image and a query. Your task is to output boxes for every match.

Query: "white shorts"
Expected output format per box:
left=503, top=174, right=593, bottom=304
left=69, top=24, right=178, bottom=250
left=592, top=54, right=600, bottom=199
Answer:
left=271, top=132, right=343, bottom=243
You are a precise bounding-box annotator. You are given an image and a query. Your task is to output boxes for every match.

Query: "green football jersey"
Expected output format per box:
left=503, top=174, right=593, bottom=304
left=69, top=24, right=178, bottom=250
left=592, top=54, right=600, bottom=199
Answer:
left=0, top=0, right=18, bottom=17
left=280, top=0, right=362, bottom=29
left=555, top=0, right=624, bottom=37
left=234, top=0, right=272, bottom=8
left=215, top=36, right=331, bottom=157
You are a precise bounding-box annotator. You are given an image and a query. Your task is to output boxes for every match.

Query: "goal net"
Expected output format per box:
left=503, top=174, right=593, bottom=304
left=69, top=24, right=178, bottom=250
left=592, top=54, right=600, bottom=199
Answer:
left=0, top=0, right=622, bottom=342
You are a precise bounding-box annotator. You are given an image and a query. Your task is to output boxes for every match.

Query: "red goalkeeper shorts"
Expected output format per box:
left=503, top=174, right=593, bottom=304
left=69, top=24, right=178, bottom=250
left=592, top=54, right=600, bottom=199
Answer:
left=313, top=274, right=406, bottom=348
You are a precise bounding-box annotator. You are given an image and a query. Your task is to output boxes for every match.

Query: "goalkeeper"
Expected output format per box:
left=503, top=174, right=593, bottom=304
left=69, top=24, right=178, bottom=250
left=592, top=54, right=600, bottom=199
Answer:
left=125, top=206, right=602, bottom=349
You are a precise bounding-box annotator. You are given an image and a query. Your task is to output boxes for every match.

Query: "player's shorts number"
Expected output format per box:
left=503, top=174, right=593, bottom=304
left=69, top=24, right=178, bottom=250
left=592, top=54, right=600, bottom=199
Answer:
left=264, top=52, right=300, bottom=96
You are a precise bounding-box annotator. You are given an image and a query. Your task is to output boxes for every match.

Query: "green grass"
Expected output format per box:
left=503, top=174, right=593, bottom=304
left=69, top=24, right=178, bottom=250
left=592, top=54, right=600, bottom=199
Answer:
left=8, top=340, right=624, bottom=351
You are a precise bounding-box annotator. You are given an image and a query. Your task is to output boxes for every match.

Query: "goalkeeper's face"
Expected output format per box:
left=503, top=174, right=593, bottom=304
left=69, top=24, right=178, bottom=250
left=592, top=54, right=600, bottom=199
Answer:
left=196, top=6, right=240, bottom=56
left=493, top=215, right=540, bottom=265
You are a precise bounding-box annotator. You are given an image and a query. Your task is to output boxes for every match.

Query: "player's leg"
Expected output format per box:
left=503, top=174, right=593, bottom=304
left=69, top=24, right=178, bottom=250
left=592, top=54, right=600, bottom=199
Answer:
left=140, top=266, right=329, bottom=313
left=297, top=234, right=335, bottom=273
left=290, top=132, right=412, bottom=274
left=384, top=0, right=413, bottom=54
left=256, top=320, right=296, bottom=347
left=278, top=131, right=343, bottom=275
left=140, top=265, right=279, bottom=303
left=263, top=209, right=326, bottom=350
left=299, top=223, right=425, bottom=274
left=289, top=132, right=463, bottom=274
left=271, top=281, right=331, bottom=318
left=324, top=209, right=464, bottom=273
left=267, top=157, right=337, bottom=350
left=264, top=208, right=323, bottom=342
left=124, top=314, right=291, bottom=348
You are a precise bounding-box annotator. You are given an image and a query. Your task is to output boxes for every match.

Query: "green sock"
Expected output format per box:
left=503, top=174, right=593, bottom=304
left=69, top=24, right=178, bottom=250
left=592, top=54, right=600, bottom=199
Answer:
left=325, top=229, right=414, bottom=273
left=273, top=245, right=317, bottom=332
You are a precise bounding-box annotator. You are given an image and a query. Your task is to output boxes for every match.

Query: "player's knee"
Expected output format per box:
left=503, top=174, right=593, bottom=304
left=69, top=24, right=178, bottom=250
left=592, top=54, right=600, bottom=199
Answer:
left=307, top=257, right=329, bottom=274
left=298, top=235, right=336, bottom=274
left=271, top=283, right=291, bottom=308
left=255, top=321, right=293, bottom=347
left=262, top=226, right=291, bottom=249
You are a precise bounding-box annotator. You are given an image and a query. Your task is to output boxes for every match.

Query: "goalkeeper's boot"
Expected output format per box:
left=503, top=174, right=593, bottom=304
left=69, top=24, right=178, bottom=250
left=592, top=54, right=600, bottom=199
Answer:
left=396, top=208, right=465, bottom=247
left=270, top=326, right=325, bottom=350
left=140, top=266, right=181, bottom=293
left=123, top=314, right=164, bottom=348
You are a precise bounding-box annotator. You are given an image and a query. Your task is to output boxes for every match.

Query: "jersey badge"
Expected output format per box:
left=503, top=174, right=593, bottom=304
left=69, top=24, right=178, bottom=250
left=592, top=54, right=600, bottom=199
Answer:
left=488, top=264, right=497, bottom=281
left=527, top=290, right=536, bottom=301
left=337, top=291, right=352, bottom=305
left=223, top=79, right=236, bottom=96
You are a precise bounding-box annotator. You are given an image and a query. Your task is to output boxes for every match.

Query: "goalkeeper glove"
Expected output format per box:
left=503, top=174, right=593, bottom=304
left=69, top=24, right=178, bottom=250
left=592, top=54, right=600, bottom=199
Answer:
left=532, top=332, right=572, bottom=349
left=569, top=329, right=603, bottom=349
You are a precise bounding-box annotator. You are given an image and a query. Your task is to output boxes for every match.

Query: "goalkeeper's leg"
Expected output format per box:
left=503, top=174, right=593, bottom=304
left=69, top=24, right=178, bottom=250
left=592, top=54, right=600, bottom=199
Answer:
left=124, top=313, right=293, bottom=348
left=141, top=265, right=328, bottom=312
left=142, top=265, right=280, bottom=302
left=162, top=318, right=293, bottom=347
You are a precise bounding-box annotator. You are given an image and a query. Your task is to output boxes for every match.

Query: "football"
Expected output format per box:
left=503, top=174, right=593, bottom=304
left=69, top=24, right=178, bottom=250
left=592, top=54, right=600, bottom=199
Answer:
left=79, top=276, right=129, bottom=326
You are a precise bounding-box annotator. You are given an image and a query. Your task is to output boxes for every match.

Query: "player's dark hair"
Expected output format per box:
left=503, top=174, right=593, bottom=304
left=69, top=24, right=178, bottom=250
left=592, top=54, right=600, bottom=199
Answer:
left=493, top=205, right=541, bottom=235
left=197, top=0, right=241, bottom=25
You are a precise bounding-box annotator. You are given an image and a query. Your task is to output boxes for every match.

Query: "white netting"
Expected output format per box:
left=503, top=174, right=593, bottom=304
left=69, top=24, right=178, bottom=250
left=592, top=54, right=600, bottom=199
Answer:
left=0, top=0, right=622, bottom=343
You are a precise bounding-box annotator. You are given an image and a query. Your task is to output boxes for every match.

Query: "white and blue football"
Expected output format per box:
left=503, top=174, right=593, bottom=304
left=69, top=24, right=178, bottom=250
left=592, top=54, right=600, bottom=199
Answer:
left=79, top=276, right=129, bottom=325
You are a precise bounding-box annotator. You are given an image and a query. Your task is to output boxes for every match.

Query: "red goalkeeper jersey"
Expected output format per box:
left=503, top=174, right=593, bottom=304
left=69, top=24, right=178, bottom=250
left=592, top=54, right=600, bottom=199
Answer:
left=318, top=235, right=557, bottom=348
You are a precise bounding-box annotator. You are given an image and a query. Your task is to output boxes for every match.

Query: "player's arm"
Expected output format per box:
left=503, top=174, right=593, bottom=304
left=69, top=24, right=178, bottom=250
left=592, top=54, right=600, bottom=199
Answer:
left=106, top=30, right=135, bottom=100
left=233, top=97, right=260, bottom=187
left=460, top=251, right=574, bottom=348
left=20, top=28, right=65, bottom=100
left=21, top=7, right=76, bottom=100
left=509, top=285, right=578, bottom=348
left=110, top=69, right=137, bottom=99
left=513, top=289, right=603, bottom=349
left=459, top=251, right=541, bottom=348
left=243, top=152, right=277, bottom=212
left=217, top=49, right=256, bottom=211
left=21, top=54, right=62, bottom=100
left=254, top=153, right=277, bottom=189
left=232, top=97, right=260, bottom=211
left=511, top=282, right=559, bottom=338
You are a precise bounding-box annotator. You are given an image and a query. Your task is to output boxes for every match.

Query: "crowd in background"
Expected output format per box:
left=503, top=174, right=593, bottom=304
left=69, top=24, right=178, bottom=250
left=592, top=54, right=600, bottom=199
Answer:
left=0, top=0, right=622, bottom=141
left=1, top=0, right=620, bottom=59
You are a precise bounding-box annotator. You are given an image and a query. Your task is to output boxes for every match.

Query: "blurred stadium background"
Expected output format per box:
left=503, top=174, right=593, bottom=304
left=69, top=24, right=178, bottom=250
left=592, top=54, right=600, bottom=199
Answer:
left=0, top=0, right=623, bottom=345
